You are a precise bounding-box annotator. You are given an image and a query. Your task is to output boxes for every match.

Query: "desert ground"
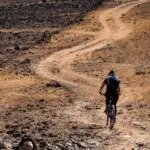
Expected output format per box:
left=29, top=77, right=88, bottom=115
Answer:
left=0, top=0, right=150, bottom=149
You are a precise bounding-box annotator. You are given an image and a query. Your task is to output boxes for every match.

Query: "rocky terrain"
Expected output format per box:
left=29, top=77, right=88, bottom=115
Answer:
left=0, top=0, right=102, bottom=28
left=0, top=0, right=150, bottom=150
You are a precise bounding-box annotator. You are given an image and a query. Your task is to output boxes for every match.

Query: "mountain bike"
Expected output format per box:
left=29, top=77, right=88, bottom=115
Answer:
left=106, top=96, right=116, bottom=129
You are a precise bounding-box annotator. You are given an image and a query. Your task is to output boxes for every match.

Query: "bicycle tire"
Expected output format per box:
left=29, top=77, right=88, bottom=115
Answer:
left=109, top=105, right=115, bottom=129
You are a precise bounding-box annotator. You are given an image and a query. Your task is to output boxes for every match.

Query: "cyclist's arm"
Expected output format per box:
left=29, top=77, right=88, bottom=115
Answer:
left=99, top=79, right=106, bottom=95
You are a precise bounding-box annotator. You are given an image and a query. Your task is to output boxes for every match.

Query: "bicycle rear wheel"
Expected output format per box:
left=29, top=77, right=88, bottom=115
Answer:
left=109, top=106, right=116, bottom=129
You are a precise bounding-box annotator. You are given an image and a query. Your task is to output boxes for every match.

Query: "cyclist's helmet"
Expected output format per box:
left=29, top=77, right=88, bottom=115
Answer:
left=108, top=70, right=115, bottom=76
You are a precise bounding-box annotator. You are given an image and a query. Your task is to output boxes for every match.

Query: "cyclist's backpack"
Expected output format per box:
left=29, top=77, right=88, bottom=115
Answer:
left=107, top=75, right=120, bottom=92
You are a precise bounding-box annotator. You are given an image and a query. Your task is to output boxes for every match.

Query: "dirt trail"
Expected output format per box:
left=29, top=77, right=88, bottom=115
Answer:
left=36, top=0, right=146, bottom=96
left=35, top=0, right=150, bottom=149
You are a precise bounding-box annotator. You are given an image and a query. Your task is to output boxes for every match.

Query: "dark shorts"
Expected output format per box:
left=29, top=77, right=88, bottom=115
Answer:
left=105, top=92, right=119, bottom=105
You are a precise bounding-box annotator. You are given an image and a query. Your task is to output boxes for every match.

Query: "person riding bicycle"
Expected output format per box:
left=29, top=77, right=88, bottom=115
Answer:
left=99, top=70, right=120, bottom=114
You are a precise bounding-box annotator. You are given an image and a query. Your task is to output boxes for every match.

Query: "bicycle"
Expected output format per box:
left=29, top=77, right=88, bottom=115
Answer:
left=106, top=95, right=116, bottom=129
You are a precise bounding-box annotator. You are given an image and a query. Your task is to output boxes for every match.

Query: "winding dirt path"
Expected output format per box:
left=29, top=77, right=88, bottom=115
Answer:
left=36, top=0, right=147, bottom=98
left=36, top=0, right=144, bottom=85
left=35, top=0, right=150, bottom=149
left=35, top=0, right=148, bottom=115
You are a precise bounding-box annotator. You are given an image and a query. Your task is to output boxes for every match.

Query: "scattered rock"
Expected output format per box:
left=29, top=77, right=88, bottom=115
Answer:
left=85, top=104, right=100, bottom=110
left=3, top=142, right=12, bottom=150
left=5, top=124, right=12, bottom=129
left=125, top=104, right=133, bottom=110
left=6, top=129, right=14, bottom=135
left=136, top=142, right=145, bottom=147
left=0, top=139, right=5, bottom=149
left=46, top=80, right=61, bottom=88
left=74, top=144, right=79, bottom=150
left=20, top=58, right=30, bottom=64
left=39, top=99, right=45, bottom=102
left=135, top=71, right=146, bottom=75
left=42, top=0, right=47, bottom=2
left=77, top=142, right=88, bottom=148
left=21, top=130, right=27, bottom=134
left=72, top=126, right=77, bottom=129
left=39, top=140, right=48, bottom=148
left=14, top=45, right=20, bottom=51
left=121, top=13, right=125, bottom=17
left=66, top=142, right=72, bottom=147
left=13, top=132, right=21, bottom=138
left=87, top=139, right=100, bottom=147
left=48, top=133, right=57, bottom=137
left=21, top=47, right=29, bottom=51
left=56, top=143, right=66, bottom=149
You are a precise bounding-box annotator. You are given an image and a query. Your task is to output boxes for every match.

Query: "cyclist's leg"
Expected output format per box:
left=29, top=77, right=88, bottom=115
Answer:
left=105, top=94, right=109, bottom=113
left=111, top=94, right=118, bottom=123
left=113, top=94, right=119, bottom=114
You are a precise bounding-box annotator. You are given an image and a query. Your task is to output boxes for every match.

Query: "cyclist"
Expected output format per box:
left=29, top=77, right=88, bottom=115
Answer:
left=99, top=70, right=120, bottom=115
